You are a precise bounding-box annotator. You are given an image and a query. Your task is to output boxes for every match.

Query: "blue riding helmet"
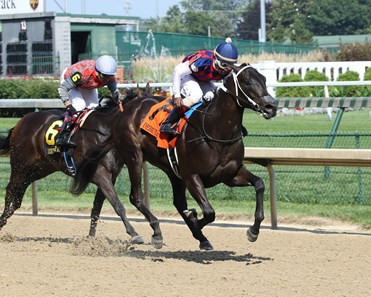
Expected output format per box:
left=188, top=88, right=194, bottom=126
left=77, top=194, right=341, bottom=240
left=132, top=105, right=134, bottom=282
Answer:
left=95, top=55, right=117, bottom=75
left=214, top=37, right=238, bottom=64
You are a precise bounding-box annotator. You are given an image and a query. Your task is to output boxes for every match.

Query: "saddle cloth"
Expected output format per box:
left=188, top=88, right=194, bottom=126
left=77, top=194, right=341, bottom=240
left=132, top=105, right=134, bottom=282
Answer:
left=45, top=108, right=94, bottom=154
left=140, top=99, right=201, bottom=149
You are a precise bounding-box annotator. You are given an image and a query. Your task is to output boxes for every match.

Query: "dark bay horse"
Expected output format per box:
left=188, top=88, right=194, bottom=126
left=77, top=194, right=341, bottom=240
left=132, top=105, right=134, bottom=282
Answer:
left=0, top=99, right=148, bottom=245
left=74, top=63, right=278, bottom=250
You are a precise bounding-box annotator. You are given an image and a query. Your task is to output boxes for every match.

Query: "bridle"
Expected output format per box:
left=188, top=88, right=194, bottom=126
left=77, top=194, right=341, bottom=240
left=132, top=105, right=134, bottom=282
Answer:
left=188, top=65, right=267, bottom=145
left=218, top=65, right=263, bottom=114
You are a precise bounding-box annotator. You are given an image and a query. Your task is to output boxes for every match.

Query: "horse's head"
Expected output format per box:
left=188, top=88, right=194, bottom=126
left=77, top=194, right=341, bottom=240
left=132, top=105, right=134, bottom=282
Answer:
left=224, top=63, right=277, bottom=119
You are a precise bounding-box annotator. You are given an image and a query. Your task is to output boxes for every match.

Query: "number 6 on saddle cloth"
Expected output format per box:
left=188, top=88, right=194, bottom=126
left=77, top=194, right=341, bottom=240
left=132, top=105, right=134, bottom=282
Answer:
left=44, top=109, right=94, bottom=176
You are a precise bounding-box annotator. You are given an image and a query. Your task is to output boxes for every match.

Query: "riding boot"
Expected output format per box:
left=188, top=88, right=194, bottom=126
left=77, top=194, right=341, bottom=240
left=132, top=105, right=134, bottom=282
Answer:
left=56, top=115, right=76, bottom=148
left=160, top=108, right=184, bottom=135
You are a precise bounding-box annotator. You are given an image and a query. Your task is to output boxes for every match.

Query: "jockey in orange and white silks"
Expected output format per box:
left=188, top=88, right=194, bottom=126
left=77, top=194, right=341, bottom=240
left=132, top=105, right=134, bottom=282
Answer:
left=58, top=55, right=120, bottom=111
left=56, top=55, right=121, bottom=147
left=160, top=38, right=239, bottom=135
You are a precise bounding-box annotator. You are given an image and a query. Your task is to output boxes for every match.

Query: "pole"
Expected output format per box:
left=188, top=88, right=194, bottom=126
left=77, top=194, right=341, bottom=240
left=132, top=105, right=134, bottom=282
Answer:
left=32, top=182, right=38, bottom=216
left=259, top=0, right=266, bottom=42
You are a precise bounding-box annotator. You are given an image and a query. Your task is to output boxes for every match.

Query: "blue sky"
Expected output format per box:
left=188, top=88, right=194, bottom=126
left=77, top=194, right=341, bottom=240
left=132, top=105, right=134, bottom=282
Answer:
left=46, top=0, right=182, bottom=19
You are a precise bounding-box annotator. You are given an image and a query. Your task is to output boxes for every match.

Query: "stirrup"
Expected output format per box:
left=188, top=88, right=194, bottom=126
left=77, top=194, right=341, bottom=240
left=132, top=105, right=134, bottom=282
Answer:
left=62, top=149, right=77, bottom=176
left=56, top=138, right=76, bottom=148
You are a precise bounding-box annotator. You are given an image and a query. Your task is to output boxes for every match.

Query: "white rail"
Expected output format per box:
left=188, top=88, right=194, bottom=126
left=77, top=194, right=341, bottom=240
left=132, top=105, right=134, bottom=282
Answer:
left=244, top=148, right=371, bottom=228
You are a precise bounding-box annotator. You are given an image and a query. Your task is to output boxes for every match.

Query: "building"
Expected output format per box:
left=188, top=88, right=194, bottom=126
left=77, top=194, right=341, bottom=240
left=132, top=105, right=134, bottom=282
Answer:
left=0, top=0, right=139, bottom=79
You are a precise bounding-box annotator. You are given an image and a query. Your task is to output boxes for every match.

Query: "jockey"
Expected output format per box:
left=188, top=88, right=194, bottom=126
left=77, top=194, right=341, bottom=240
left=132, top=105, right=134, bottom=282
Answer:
left=160, top=38, right=238, bottom=135
left=56, top=55, right=121, bottom=147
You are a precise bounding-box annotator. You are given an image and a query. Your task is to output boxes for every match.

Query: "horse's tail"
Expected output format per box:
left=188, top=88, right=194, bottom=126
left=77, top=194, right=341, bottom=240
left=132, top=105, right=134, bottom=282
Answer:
left=70, top=141, right=113, bottom=196
left=0, top=128, right=13, bottom=155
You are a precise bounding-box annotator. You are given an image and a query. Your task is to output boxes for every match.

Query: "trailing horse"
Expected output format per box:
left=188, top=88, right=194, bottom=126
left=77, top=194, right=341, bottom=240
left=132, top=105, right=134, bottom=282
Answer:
left=0, top=97, right=148, bottom=245
left=74, top=63, right=278, bottom=250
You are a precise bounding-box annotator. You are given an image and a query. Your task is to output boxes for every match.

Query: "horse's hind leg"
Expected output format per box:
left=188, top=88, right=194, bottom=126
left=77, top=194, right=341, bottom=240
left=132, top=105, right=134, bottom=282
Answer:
left=92, top=166, right=144, bottom=245
left=0, top=175, right=29, bottom=230
left=89, top=188, right=105, bottom=237
left=225, top=165, right=265, bottom=242
left=125, top=158, right=163, bottom=249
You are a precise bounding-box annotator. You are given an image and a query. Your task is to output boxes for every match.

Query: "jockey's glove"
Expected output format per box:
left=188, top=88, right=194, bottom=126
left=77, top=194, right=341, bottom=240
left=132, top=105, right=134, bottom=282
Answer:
left=66, top=105, right=77, bottom=116
left=112, top=89, right=123, bottom=104
left=203, top=90, right=215, bottom=102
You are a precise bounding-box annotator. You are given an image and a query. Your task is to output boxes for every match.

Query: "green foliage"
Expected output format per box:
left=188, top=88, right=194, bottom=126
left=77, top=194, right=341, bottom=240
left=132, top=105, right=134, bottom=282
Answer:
left=144, top=0, right=246, bottom=38
left=237, top=0, right=272, bottom=40
left=275, top=73, right=311, bottom=97
left=335, top=42, right=371, bottom=61
left=25, top=79, right=59, bottom=98
left=0, top=78, right=59, bottom=99
left=305, top=0, right=371, bottom=36
left=267, top=0, right=313, bottom=44
left=304, top=70, right=329, bottom=97
left=0, top=79, right=31, bottom=98
left=363, top=67, right=371, bottom=96
left=330, top=71, right=361, bottom=97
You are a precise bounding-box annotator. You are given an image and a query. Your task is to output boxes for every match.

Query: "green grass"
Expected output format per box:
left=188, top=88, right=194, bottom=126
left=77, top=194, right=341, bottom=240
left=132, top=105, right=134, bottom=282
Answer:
left=244, top=109, right=371, bottom=133
left=0, top=118, right=19, bottom=130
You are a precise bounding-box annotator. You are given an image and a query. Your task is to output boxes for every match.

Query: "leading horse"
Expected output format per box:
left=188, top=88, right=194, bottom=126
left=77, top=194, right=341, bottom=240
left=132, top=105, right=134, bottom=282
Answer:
left=73, top=63, right=278, bottom=250
left=0, top=98, right=151, bottom=245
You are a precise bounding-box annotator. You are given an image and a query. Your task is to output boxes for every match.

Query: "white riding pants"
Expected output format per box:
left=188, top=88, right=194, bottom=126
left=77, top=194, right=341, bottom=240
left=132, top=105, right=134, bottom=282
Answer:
left=180, top=75, right=216, bottom=107
left=60, top=68, right=99, bottom=111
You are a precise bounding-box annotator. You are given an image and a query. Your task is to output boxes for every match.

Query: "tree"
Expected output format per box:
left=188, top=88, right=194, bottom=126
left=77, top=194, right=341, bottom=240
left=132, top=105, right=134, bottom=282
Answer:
left=305, top=0, right=371, bottom=35
left=143, top=0, right=245, bottom=38
left=237, top=0, right=272, bottom=40
left=268, top=0, right=313, bottom=44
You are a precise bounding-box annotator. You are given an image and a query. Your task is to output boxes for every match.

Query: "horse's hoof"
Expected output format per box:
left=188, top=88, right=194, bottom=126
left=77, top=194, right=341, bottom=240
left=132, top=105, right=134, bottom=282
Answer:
left=246, top=227, right=259, bottom=242
left=199, top=240, right=213, bottom=250
left=131, top=235, right=144, bottom=245
left=151, top=236, right=163, bottom=249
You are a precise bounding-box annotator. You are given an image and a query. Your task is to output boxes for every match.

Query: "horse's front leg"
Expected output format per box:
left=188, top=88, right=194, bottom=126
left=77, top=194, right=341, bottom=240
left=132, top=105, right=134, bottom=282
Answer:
left=179, top=175, right=215, bottom=250
left=225, top=165, right=265, bottom=242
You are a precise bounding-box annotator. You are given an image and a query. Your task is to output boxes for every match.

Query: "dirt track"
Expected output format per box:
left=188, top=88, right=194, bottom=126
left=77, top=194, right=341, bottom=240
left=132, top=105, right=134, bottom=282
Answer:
left=0, top=213, right=370, bottom=297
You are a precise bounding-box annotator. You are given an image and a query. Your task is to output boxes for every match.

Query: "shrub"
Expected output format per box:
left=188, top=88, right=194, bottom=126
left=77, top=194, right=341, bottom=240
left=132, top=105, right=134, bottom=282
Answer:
left=330, top=71, right=361, bottom=96
left=335, top=42, right=371, bottom=61
left=0, top=79, right=31, bottom=98
left=363, top=67, right=371, bottom=96
left=275, top=73, right=311, bottom=97
left=24, top=79, right=59, bottom=98
left=304, top=70, right=329, bottom=97
left=0, top=78, right=59, bottom=99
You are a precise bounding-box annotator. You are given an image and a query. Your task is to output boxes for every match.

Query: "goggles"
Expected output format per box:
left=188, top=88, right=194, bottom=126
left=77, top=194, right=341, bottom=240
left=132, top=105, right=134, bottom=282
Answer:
left=215, top=58, right=232, bottom=71
left=98, top=71, right=114, bottom=79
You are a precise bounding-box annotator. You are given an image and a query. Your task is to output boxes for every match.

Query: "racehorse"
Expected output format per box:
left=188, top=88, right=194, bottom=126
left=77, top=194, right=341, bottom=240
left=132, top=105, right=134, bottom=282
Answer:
left=0, top=96, right=154, bottom=245
left=73, top=63, right=278, bottom=250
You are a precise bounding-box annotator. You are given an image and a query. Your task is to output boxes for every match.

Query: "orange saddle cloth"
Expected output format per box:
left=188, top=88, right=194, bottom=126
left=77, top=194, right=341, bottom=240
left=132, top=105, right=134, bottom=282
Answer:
left=140, top=98, right=186, bottom=149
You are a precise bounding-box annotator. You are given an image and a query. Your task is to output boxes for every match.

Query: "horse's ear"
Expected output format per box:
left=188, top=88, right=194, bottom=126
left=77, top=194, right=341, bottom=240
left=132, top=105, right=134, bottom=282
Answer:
left=145, top=82, right=152, bottom=96
left=136, top=83, right=142, bottom=97
left=230, top=63, right=241, bottom=73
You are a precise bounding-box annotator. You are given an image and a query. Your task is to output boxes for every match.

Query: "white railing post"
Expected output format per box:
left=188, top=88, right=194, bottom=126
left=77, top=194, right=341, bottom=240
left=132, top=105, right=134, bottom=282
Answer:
left=256, top=60, right=277, bottom=96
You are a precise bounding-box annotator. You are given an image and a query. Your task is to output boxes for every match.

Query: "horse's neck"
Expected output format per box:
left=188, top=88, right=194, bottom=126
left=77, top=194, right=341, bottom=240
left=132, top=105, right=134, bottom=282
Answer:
left=206, top=90, right=244, bottom=135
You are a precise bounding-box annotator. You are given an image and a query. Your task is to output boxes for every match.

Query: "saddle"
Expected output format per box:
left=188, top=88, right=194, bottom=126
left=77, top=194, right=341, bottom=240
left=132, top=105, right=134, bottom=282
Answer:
left=140, top=99, right=202, bottom=149
left=140, top=99, right=202, bottom=178
left=44, top=108, right=94, bottom=175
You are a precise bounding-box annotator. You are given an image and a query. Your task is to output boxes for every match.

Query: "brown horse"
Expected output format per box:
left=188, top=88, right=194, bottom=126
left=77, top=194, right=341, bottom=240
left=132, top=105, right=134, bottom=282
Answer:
left=0, top=98, right=147, bottom=245
left=73, top=63, right=278, bottom=250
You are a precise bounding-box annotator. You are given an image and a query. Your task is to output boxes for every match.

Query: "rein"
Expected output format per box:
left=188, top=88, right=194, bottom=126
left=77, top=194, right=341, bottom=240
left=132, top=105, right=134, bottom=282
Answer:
left=188, top=65, right=259, bottom=144
left=218, top=65, right=262, bottom=113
